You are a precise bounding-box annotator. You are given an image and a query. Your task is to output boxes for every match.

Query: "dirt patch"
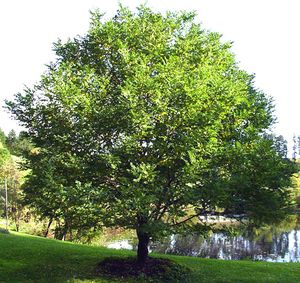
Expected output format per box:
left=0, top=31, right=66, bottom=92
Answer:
left=96, top=256, right=191, bottom=282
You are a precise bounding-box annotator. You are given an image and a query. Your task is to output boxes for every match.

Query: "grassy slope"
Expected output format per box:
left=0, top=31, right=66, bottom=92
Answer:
left=0, top=231, right=300, bottom=283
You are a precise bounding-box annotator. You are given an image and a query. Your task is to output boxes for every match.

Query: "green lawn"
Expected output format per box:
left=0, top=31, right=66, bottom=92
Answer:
left=0, top=230, right=300, bottom=282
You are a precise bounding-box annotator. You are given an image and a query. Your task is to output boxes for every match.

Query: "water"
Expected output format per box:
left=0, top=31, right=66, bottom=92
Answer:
left=105, top=218, right=300, bottom=262
left=107, top=240, right=133, bottom=250
left=152, top=230, right=300, bottom=262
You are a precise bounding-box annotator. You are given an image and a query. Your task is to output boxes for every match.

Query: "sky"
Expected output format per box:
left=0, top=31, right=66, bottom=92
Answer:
left=0, top=0, right=299, bottom=152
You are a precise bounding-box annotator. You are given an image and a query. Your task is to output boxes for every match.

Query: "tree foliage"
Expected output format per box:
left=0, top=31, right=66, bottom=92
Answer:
left=0, top=127, right=31, bottom=227
left=0, top=142, right=10, bottom=169
left=0, top=128, right=6, bottom=146
left=5, top=130, right=32, bottom=156
left=6, top=6, right=296, bottom=263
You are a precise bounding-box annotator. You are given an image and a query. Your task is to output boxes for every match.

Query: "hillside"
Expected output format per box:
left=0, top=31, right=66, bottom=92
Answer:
left=0, top=231, right=300, bottom=282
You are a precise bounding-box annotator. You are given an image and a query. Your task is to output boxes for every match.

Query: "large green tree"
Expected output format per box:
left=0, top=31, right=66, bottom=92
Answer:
left=7, top=6, right=296, bottom=263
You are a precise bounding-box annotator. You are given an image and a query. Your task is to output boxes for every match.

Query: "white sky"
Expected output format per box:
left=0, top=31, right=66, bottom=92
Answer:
left=0, top=0, right=299, bottom=151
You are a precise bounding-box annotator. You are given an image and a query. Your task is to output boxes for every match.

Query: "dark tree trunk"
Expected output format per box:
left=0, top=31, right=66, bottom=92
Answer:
left=69, top=226, right=73, bottom=241
left=54, top=220, right=67, bottom=240
left=44, top=218, right=53, bottom=237
left=137, top=229, right=150, bottom=265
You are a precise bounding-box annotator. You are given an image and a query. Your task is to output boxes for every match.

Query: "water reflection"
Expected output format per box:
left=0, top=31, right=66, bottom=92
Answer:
left=107, top=239, right=133, bottom=250
left=152, top=230, right=300, bottom=262
left=105, top=216, right=300, bottom=262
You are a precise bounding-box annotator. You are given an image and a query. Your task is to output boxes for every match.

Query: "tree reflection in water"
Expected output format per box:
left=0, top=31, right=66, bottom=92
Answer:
left=106, top=216, right=300, bottom=262
left=151, top=216, right=300, bottom=262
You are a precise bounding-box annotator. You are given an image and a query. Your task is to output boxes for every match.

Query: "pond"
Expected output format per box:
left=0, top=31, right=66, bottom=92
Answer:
left=152, top=230, right=300, bottom=262
left=106, top=216, right=300, bottom=262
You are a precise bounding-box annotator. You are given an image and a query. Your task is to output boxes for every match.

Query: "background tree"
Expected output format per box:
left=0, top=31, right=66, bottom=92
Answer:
left=0, top=128, right=6, bottom=146
left=0, top=128, right=32, bottom=232
left=0, top=142, right=10, bottom=168
left=5, top=130, right=32, bottom=156
left=267, top=134, right=288, bottom=158
left=6, top=130, right=17, bottom=153
left=293, top=134, right=297, bottom=161
left=0, top=157, right=24, bottom=232
left=0, top=138, right=10, bottom=221
left=6, top=6, right=296, bottom=264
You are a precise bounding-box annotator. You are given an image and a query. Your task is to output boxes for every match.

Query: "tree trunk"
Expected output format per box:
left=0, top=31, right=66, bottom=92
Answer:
left=137, top=229, right=150, bottom=265
left=44, top=218, right=53, bottom=237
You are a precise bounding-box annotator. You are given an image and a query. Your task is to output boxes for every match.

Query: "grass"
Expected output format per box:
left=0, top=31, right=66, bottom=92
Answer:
left=0, top=230, right=300, bottom=283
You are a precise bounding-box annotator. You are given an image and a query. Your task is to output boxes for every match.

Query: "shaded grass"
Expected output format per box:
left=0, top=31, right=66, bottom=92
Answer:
left=97, top=256, right=190, bottom=282
left=0, top=231, right=300, bottom=282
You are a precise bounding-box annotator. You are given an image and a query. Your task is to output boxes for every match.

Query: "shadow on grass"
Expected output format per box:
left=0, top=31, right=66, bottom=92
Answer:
left=0, top=227, right=9, bottom=234
left=96, top=256, right=191, bottom=282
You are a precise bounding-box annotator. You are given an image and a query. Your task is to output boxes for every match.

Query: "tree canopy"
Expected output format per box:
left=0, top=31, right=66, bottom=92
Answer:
left=6, top=6, right=296, bottom=263
left=0, top=141, right=10, bottom=169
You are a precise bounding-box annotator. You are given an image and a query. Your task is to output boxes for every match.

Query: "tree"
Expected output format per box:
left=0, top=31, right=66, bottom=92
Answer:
left=0, top=128, right=6, bottom=146
left=22, top=149, right=101, bottom=240
left=5, top=130, right=32, bottom=156
left=6, top=130, right=17, bottom=152
left=0, top=130, right=27, bottom=232
left=0, top=156, right=24, bottom=232
left=0, top=141, right=10, bottom=218
left=267, top=134, right=288, bottom=158
left=0, top=142, right=10, bottom=168
left=0, top=128, right=9, bottom=168
left=6, top=6, right=296, bottom=264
